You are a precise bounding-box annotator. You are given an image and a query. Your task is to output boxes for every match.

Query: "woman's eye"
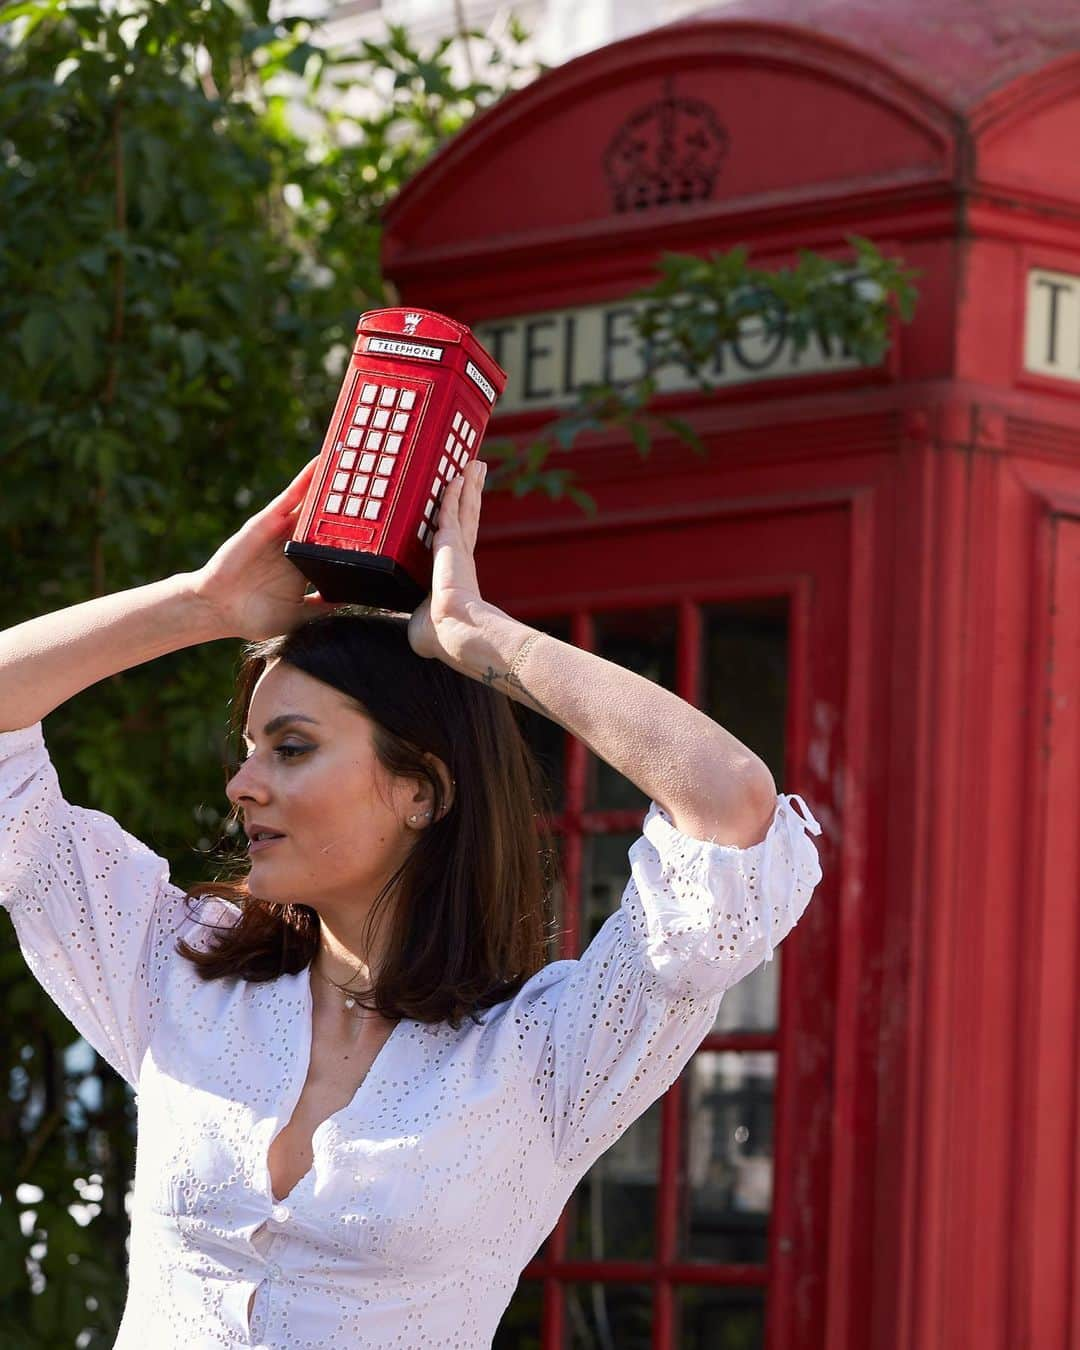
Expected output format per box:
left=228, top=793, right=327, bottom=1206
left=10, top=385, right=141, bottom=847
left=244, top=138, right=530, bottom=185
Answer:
left=274, top=744, right=308, bottom=760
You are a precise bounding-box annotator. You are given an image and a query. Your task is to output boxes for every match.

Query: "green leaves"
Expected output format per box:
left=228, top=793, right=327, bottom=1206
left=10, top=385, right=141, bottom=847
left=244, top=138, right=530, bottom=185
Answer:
left=0, top=3, right=549, bottom=1339
left=495, top=237, right=920, bottom=483
left=16, top=310, right=57, bottom=368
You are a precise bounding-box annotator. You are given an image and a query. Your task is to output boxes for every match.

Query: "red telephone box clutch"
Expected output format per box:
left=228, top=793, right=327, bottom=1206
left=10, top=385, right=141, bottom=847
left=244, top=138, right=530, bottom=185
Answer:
left=284, top=307, right=507, bottom=610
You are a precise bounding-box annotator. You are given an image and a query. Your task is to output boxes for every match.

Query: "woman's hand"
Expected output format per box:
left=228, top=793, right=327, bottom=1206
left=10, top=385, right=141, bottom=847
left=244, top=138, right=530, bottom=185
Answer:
left=408, top=459, right=500, bottom=667
left=190, top=457, right=340, bottom=641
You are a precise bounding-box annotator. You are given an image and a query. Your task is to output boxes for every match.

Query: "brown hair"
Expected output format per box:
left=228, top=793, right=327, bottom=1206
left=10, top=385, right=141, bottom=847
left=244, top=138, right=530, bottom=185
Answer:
left=177, top=608, right=560, bottom=1030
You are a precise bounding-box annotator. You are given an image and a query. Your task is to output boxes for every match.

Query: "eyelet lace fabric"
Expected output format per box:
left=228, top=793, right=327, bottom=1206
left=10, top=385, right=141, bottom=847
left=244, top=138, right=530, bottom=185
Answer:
left=0, top=721, right=823, bottom=1349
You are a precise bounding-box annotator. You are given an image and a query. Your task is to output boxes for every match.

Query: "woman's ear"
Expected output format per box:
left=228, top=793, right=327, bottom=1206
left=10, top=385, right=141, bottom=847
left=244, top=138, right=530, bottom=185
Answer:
left=404, top=754, right=455, bottom=828
left=426, top=753, right=455, bottom=820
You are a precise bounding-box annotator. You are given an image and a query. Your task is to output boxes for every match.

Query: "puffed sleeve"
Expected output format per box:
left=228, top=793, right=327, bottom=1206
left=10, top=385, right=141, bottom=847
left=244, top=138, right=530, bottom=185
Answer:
left=527, top=792, right=823, bottom=1176
left=0, top=721, right=218, bottom=1089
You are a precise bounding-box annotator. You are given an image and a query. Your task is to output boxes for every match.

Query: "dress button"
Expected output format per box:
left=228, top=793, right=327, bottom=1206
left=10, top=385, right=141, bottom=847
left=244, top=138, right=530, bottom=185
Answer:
left=268, top=1263, right=283, bottom=1281
left=271, top=1204, right=290, bottom=1224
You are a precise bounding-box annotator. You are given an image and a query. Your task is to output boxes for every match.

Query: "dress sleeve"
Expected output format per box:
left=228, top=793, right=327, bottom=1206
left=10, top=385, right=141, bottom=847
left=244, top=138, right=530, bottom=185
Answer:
left=528, top=792, right=823, bottom=1175
left=0, top=721, right=214, bottom=1088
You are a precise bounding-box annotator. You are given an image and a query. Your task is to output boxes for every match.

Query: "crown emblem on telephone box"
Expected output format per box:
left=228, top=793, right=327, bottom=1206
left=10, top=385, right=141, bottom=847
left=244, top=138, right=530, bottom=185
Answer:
left=603, top=75, right=729, bottom=212
left=284, top=307, right=508, bottom=611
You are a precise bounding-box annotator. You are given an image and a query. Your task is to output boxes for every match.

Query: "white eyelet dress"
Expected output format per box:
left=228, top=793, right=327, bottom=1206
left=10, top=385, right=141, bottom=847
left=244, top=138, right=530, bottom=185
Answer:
left=0, top=721, right=823, bottom=1349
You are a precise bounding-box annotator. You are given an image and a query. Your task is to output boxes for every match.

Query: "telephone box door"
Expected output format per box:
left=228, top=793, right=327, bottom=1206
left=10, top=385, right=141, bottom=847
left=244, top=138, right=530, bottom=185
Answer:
left=480, top=494, right=852, bottom=1350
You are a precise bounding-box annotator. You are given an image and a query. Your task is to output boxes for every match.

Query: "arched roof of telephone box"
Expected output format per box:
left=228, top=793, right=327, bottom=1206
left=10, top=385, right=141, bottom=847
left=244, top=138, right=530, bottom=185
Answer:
left=380, top=2, right=1080, bottom=291
left=684, top=1, right=1080, bottom=111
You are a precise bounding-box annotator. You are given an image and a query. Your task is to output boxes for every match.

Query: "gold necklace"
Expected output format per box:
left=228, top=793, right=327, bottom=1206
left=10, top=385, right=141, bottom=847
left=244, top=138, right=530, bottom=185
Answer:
left=311, top=960, right=366, bottom=1013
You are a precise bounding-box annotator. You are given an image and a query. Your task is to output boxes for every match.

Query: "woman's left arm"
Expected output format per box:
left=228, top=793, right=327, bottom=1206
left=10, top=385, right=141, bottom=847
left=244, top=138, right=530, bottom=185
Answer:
left=408, top=460, right=778, bottom=848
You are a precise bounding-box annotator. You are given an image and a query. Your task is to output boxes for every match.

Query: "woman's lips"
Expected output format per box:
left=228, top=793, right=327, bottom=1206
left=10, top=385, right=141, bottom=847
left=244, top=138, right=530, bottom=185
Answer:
left=248, top=835, right=285, bottom=854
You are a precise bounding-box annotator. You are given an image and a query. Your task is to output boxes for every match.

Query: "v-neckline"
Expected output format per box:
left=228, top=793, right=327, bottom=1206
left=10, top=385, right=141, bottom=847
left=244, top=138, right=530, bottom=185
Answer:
left=264, top=968, right=408, bottom=1205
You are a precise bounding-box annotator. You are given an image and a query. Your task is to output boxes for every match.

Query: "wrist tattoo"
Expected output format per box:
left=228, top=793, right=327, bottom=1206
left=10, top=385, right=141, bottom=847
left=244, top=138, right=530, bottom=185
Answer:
left=480, top=633, right=554, bottom=718
left=481, top=664, right=554, bottom=718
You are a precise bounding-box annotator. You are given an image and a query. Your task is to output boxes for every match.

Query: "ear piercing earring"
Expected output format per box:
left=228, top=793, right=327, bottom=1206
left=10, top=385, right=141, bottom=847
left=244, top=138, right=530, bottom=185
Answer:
left=408, top=811, right=433, bottom=823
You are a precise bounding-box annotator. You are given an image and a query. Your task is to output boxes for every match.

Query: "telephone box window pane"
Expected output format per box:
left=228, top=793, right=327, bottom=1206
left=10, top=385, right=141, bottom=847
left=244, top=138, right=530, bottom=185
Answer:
left=372, top=409, right=391, bottom=429
left=363, top=500, right=381, bottom=520
left=360, top=384, right=377, bottom=403
left=345, top=429, right=363, bottom=448
left=588, top=608, right=677, bottom=811
left=333, top=472, right=350, bottom=492
left=344, top=497, right=361, bottom=517
left=702, top=599, right=788, bottom=787
left=562, top=1283, right=652, bottom=1349
left=512, top=616, right=571, bottom=812
left=566, top=1097, right=660, bottom=1261
left=371, top=477, right=389, bottom=498
left=353, top=406, right=371, bottom=425
left=675, top=1285, right=766, bottom=1350
left=680, top=1050, right=776, bottom=1266
left=379, top=386, right=397, bottom=406
left=491, top=1277, right=543, bottom=1348
left=325, top=494, right=343, bottom=514
left=377, top=456, right=395, bottom=476
left=366, top=431, right=384, bottom=450
left=340, top=451, right=357, bottom=470
left=359, top=453, right=376, bottom=473
left=391, top=413, right=409, bottom=431
left=399, top=390, right=417, bottom=410
left=712, top=950, right=780, bottom=1034
left=580, top=832, right=639, bottom=955
left=384, top=434, right=402, bottom=453
left=702, top=599, right=788, bottom=1034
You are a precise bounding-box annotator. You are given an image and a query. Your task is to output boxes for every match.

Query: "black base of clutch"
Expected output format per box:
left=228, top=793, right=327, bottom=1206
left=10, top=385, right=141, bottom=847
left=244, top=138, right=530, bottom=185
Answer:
left=284, top=541, right=426, bottom=611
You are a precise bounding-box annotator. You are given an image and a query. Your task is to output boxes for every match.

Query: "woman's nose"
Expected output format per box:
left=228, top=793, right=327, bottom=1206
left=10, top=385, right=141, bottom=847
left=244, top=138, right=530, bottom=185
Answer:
left=225, top=758, right=268, bottom=806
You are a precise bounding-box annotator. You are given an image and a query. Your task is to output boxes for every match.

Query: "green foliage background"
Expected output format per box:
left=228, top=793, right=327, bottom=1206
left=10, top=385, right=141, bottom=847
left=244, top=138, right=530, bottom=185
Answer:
left=0, top=2, right=537, bottom=1342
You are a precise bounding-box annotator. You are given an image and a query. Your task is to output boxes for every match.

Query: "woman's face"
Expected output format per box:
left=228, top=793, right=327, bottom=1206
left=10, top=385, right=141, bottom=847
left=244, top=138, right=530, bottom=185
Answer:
left=224, top=659, right=424, bottom=910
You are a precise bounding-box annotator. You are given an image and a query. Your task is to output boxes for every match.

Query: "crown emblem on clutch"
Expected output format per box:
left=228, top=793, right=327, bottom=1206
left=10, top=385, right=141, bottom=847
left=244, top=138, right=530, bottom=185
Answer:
left=603, top=77, right=729, bottom=213
left=403, top=312, right=424, bottom=335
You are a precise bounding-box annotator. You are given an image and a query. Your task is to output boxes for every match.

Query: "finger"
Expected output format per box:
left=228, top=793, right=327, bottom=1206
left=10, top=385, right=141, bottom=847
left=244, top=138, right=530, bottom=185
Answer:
left=461, top=460, right=484, bottom=553
left=268, top=456, right=321, bottom=514
left=302, top=590, right=338, bottom=611
left=451, top=461, right=482, bottom=550
left=435, top=473, right=466, bottom=539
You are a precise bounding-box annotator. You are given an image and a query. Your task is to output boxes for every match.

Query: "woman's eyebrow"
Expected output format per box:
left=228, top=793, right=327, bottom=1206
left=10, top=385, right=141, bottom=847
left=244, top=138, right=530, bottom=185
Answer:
left=242, top=714, right=321, bottom=742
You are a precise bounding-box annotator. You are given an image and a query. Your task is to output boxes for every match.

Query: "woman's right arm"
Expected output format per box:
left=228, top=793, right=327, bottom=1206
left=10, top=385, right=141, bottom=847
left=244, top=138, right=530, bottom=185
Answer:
left=0, top=453, right=330, bottom=731
left=0, top=575, right=227, bottom=732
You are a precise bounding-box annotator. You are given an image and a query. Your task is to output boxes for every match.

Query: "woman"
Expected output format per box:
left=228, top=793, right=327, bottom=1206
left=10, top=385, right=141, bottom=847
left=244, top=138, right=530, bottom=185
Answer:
left=0, top=455, right=823, bottom=1347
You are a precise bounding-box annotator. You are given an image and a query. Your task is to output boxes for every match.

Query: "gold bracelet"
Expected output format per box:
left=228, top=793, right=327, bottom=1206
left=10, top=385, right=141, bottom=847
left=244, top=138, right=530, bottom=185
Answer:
left=507, top=630, right=541, bottom=685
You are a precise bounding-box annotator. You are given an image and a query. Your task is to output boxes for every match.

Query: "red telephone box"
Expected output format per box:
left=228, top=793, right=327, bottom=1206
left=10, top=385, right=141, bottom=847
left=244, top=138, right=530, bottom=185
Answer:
left=380, top=5, right=1080, bottom=1348
left=285, top=307, right=506, bottom=609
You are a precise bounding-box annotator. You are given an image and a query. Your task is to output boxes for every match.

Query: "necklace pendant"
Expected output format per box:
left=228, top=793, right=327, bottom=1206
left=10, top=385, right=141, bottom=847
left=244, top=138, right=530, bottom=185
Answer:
left=344, top=996, right=356, bottom=1009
